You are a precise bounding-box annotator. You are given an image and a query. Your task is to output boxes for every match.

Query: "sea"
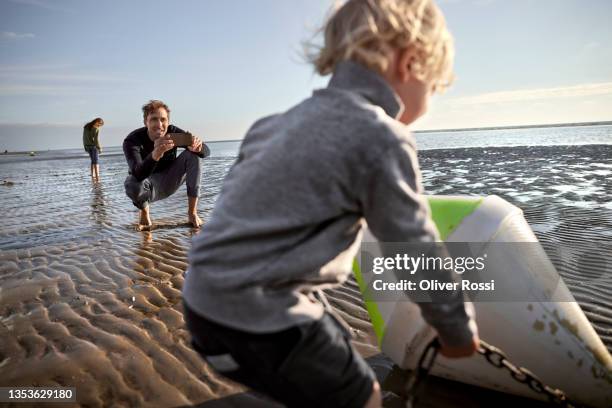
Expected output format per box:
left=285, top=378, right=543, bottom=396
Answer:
left=1, top=123, right=611, bottom=162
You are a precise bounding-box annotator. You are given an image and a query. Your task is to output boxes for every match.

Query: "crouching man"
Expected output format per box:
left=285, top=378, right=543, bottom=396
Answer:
left=123, top=100, right=210, bottom=229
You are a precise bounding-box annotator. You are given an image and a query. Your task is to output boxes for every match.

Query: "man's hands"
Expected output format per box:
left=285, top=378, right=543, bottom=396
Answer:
left=152, top=133, right=203, bottom=161
left=439, top=335, right=480, bottom=358
left=152, top=135, right=175, bottom=161
left=187, top=134, right=203, bottom=153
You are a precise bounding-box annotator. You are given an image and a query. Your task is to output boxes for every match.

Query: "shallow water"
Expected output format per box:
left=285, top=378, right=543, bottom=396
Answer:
left=0, top=138, right=611, bottom=406
left=420, top=144, right=612, bottom=348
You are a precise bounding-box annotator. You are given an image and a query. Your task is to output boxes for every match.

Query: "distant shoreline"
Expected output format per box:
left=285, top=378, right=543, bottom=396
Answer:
left=1, top=151, right=40, bottom=156
left=2, top=120, right=610, bottom=153
left=173, top=120, right=612, bottom=143
left=205, top=120, right=612, bottom=141
left=412, top=120, right=612, bottom=134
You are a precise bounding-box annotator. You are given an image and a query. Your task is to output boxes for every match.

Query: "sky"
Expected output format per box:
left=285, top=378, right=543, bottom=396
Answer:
left=0, top=0, right=611, bottom=151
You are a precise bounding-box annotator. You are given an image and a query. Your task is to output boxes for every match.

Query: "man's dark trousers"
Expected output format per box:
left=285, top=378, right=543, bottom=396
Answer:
left=125, top=150, right=201, bottom=209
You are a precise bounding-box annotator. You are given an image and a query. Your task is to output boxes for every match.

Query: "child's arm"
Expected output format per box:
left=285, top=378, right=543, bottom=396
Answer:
left=94, top=128, right=101, bottom=153
left=359, top=140, right=478, bottom=350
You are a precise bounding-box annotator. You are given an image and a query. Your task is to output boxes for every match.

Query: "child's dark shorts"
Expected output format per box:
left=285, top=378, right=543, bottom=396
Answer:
left=86, top=147, right=99, bottom=165
left=184, top=303, right=376, bottom=408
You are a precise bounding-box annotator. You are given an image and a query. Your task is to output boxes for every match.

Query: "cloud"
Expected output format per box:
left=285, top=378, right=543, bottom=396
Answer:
left=583, top=41, right=600, bottom=50
left=0, top=84, right=86, bottom=95
left=8, top=0, right=75, bottom=13
left=0, top=72, right=132, bottom=82
left=0, top=63, right=139, bottom=95
left=1, top=31, right=35, bottom=40
left=450, top=82, right=612, bottom=105
left=0, top=64, right=73, bottom=72
left=0, top=121, right=82, bottom=127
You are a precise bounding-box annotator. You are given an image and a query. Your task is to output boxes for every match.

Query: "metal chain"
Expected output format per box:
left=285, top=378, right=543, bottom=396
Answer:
left=402, top=338, right=440, bottom=408
left=315, top=289, right=588, bottom=408
left=478, top=340, right=585, bottom=408
left=402, top=338, right=586, bottom=408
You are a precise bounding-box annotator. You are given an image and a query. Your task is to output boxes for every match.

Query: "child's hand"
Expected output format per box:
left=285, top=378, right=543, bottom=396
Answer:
left=439, top=335, right=480, bottom=358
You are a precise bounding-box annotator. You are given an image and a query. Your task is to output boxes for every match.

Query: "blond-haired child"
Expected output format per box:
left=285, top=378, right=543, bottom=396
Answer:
left=184, top=1, right=478, bottom=406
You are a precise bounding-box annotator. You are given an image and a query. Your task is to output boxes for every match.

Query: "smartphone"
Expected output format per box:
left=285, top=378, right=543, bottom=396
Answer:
left=168, top=132, right=194, bottom=147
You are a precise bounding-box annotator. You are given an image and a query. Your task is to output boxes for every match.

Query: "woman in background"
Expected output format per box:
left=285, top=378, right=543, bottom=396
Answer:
left=83, top=117, right=104, bottom=182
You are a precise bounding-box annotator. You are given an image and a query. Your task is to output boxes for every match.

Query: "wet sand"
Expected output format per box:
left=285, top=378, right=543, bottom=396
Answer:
left=0, top=144, right=610, bottom=407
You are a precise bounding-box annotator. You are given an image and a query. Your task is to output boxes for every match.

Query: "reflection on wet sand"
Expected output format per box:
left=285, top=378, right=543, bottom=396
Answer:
left=91, top=183, right=109, bottom=228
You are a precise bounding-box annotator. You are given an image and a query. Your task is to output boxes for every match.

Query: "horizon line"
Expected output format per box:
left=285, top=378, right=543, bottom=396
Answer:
left=204, top=119, right=612, bottom=143
left=412, top=120, right=612, bottom=134
left=2, top=120, right=610, bottom=152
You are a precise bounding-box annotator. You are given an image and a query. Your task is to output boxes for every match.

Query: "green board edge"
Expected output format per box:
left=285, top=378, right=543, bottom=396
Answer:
left=353, top=196, right=483, bottom=345
left=352, top=259, right=385, bottom=344
left=428, top=196, right=483, bottom=240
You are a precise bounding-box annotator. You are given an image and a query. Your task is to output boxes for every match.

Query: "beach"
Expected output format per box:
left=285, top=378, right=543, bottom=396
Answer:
left=1, top=131, right=611, bottom=407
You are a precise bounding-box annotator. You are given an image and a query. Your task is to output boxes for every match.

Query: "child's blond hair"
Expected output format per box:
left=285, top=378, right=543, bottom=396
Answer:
left=309, top=0, right=454, bottom=93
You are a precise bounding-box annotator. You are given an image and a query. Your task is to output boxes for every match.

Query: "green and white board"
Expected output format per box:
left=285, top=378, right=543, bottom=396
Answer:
left=354, top=195, right=612, bottom=407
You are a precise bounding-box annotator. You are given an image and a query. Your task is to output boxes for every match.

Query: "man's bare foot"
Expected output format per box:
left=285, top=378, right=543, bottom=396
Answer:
left=139, top=207, right=152, bottom=230
left=188, top=213, right=203, bottom=228
left=187, top=196, right=201, bottom=228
